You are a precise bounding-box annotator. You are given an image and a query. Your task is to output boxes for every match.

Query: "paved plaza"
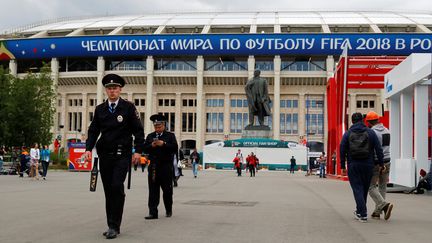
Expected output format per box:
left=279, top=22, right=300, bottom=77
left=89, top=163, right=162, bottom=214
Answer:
left=0, top=170, right=431, bottom=243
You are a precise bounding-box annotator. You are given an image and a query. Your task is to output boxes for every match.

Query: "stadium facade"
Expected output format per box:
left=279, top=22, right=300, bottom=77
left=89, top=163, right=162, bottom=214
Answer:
left=1, top=11, right=432, bottom=154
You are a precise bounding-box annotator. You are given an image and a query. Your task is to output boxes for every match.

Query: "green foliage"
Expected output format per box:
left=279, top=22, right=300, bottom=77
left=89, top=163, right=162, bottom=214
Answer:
left=0, top=64, right=56, bottom=147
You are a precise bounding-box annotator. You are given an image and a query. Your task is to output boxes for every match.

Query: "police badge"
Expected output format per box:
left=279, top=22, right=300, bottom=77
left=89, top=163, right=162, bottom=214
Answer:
left=117, top=115, right=123, bottom=122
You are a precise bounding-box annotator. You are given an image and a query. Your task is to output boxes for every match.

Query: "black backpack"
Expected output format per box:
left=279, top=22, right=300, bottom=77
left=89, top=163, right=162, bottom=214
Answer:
left=348, top=130, right=370, bottom=160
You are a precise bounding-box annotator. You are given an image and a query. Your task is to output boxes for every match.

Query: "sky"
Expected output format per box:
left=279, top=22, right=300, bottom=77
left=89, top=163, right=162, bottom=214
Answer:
left=1, top=0, right=432, bottom=33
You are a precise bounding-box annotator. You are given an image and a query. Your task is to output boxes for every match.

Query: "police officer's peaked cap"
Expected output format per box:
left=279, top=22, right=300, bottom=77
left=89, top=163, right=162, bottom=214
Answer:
left=150, top=114, right=167, bottom=125
left=102, top=74, right=125, bottom=87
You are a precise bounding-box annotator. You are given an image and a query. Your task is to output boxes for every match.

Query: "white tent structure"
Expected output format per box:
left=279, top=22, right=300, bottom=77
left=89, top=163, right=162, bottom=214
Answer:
left=385, top=53, right=431, bottom=187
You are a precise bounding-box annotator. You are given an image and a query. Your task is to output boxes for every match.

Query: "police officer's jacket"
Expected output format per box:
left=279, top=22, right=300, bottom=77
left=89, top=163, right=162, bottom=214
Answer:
left=144, top=131, right=178, bottom=168
left=86, top=98, right=144, bottom=155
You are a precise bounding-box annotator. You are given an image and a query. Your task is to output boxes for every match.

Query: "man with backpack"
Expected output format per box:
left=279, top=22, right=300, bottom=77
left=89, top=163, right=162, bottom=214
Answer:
left=340, top=112, right=384, bottom=223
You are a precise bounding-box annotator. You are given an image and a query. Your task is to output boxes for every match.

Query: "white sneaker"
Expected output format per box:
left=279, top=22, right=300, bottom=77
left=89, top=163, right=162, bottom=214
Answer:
left=353, top=211, right=367, bottom=223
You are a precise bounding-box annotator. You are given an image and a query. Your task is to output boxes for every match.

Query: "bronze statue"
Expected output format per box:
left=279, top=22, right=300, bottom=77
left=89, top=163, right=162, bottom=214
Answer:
left=245, top=69, right=271, bottom=127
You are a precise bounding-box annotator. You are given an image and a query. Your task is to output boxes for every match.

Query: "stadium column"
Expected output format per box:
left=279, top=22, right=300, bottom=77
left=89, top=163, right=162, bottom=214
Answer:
left=248, top=56, right=255, bottom=79
left=324, top=56, right=334, bottom=152
left=175, top=93, right=181, bottom=142
left=196, top=56, right=204, bottom=150
left=145, top=56, right=154, bottom=134
left=298, top=93, right=306, bottom=140
left=81, top=93, right=88, bottom=139
left=51, top=58, right=59, bottom=138
left=223, top=93, right=230, bottom=138
left=9, top=59, right=17, bottom=77
left=96, top=57, right=105, bottom=105
left=60, top=93, right=67, bottom=148
left=273, top=56, right=281, bottom=140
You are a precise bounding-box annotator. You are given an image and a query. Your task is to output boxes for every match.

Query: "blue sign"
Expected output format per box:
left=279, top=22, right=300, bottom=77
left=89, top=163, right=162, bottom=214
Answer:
left=2, top=33, right=432, bottom=60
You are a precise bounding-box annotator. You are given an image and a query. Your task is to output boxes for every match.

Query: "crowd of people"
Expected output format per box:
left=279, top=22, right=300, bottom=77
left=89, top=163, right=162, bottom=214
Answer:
left=0, top=144, right=52, bottom=180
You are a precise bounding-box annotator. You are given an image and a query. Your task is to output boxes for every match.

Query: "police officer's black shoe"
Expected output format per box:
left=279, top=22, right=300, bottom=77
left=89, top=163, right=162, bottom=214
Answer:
left=166, top=211, right=172, bottom=217
left=105, top=228, right=118, bottom=239
left=103, top=229, right=120, bottom=237
left=145, top=214, right=158, bottom=220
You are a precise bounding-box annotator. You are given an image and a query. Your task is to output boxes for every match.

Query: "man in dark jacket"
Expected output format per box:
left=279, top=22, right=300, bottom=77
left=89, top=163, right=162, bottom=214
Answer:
left=144, top=114, right=178, bottom=219
left=340, top=112, right=384, bottom=223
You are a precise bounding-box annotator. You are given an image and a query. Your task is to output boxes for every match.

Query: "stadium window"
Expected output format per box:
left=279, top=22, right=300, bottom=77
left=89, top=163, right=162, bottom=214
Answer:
left=287, top=100, right=292, bottom=108
left=134, top=99, right=139, bottom=106
left=237, top=99, right=242, bottom=107
left=79, top=99, right=83, bottom=106
left=369, top=100, right=375, bottom=108
left=219, top=99, right=224, bottom=107
left=69, top=99, right=73, bottom=107
left=164, top=99, right=170, bottom=106
left=90, top=99, right=95, bottom=106
left=140, top=112, right=145, bottom=128
left=356, top=101, right=362, bottom=108
left=159, top=99, right=163, bottom=106
left=170, top=99, right=175, bottom=106
left=188, top=99, right=194, bottom=107
left=183, top=99, right=188, bottom=107
left=89, top=112, right=94, bottom=122
left=293, top=100, right=298, bottom=108
left=58, top=99, right=62, bottom=107
left=363, top=100, right=368, bottom=108
left=230, top=99, right=236, bottom=108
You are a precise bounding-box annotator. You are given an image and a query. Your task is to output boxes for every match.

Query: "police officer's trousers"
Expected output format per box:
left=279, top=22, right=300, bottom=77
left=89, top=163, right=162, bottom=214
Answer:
left=148, top=165, right=173, bottom=216
left=99, top=154, right=130, bottom=231
left=347, top=163, right=373, bottom=218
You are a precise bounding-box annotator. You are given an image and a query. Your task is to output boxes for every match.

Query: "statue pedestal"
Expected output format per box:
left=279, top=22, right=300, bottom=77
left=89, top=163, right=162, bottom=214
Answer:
left=242, top=125, right=273, bottom=139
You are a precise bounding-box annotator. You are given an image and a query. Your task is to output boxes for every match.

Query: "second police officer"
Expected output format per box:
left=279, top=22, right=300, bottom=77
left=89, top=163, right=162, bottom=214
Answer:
left=144, top=114, right=178, bottom=219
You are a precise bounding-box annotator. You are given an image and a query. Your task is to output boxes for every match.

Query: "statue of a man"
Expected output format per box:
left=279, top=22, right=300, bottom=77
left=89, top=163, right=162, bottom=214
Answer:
left=245, top=69, right=271, bottom=127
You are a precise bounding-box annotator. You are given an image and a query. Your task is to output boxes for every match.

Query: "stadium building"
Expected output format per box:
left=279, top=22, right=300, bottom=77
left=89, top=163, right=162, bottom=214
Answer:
left=1, top=11, right=432, bottom=154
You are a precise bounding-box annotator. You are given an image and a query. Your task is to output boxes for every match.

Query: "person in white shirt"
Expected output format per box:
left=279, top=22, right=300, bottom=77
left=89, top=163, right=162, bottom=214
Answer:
left=29, top=143, right=40, bottom=180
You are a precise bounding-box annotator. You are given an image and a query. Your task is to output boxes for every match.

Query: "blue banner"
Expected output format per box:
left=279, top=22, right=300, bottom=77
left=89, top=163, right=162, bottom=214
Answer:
left=2, top=33, right=432, bottom=60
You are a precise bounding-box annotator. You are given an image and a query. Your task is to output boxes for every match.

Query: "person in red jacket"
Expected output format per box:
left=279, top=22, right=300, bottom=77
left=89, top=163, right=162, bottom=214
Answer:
left=246, top=152, right=259, bottom=177
left=233, top=155, right=242, bottom=176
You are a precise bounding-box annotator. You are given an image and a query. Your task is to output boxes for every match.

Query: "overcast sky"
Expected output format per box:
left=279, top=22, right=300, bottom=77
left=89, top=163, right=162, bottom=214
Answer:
left=2, top=0, right=432, bottom=33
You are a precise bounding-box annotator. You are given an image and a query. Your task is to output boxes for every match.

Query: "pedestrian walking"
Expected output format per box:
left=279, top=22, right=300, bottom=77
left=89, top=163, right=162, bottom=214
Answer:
left=190, top=148, right=200, bottom=178
left=29, top=143, right=40, bottom=180
left=365, top=111, right=394, bottom=220
left=340, top=112, right=384, bottom=223
left=246, top=152, right=258, bottom=177
left=84, top=73, right=144, bottom=239
left=290, top=156, right=296, bottom=174
left=40, top=145, right=51, bottom=180
left=319, top=152, right=327, bottom=178
left=233, top=155, right=242, bottom=176
left=144, top=114, right=178, bottom=220
left=19, top=147, right=30, bottom=177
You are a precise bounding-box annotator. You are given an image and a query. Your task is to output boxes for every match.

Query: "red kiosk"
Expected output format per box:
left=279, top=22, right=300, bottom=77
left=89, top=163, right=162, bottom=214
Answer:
left=326, top=54, right=405, bottom=178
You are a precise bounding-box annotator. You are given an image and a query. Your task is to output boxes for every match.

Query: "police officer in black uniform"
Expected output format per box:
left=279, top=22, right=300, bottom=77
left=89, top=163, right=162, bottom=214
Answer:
left=144, top=114, right=178, bottom=219
left=84, top=74, right=144, bottom=239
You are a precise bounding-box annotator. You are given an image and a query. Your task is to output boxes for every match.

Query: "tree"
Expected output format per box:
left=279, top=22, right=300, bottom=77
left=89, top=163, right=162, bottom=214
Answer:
left=0, top=64, right=56, bottom=147
left=0, top=66, right=11, bottom=145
